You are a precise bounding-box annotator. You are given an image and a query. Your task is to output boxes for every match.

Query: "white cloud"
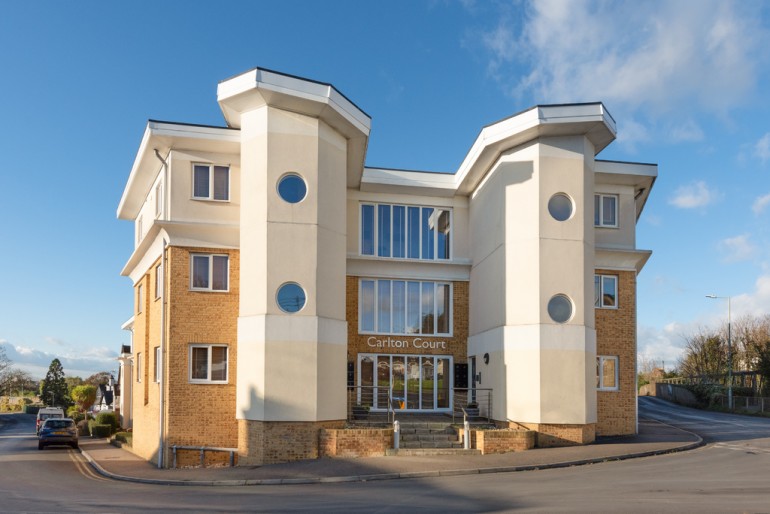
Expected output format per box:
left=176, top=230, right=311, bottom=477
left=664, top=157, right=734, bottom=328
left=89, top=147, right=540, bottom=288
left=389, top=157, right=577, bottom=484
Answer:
left=670, top=120, right=705, bottom=143
left=0, top=340, right=117, bottom=380
left=718, top=233, right=757, bottom=263
left=732, top=273, right=770, bottom=317
left=476, top=1, right=766, bottom=142
left=637, top=323, right=688, bottom=371
left=755, top=133, right=770, bottom=163
left=668, top=181, right=719, bottom=209
left=752, top=193, right=770, bottom=215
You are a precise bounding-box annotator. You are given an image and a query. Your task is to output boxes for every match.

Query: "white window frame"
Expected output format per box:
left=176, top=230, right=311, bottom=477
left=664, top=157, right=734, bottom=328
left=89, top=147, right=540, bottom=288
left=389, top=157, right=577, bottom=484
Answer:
left=154, top=346, right=161, bottom=383
left=136, top=216, right=143, bottom=245
left=155, top=181, right=163, bottom=219
left=358, top=279, right=453, bottom=336
left=594, top=194, right=618, bottom=228
left=597, top=355, right=619, bottom=391
left=190, top=254, right=229, bottom=292
left=136, top=352, right=142, bottom=383
left=594, top=274, right=618, bottom=309
left=189, top=344, right=229, bottom=384
left=359, top=202, right=452, bottom=261
left=137, top=284, right=143, bottom=313
left=192, top=163, right=230, bottom=201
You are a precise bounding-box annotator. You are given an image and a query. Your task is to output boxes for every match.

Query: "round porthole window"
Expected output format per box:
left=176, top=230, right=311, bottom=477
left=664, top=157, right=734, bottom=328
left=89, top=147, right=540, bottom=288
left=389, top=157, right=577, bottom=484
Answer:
left=548, top=193, right=574, bottom=221
left=276, top=282, right=306, bottom=313
left=277, top=173, right=307, bottom=204
left=547, top=294, right=573, bottom=323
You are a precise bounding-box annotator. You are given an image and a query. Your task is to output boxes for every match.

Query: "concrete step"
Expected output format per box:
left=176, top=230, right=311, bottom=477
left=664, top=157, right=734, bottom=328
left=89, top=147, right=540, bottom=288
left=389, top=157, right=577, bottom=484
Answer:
left=386, top=448, right=481, bottom=456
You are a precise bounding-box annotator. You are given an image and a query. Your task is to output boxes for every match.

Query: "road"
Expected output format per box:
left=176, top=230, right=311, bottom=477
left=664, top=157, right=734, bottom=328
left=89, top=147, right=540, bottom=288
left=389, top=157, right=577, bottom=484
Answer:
left=2, top=399, right=770, bottom=513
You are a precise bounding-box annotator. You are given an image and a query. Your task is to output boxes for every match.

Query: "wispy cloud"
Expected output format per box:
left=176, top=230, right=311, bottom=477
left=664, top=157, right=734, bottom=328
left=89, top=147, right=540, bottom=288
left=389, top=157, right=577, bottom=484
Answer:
left=753, top=193, right=770, bottom=215
left=474, top=1, right=766, bottom=143
left=668, top=181, right=719, bottom=209
left=670, top=119, right=705, bottom=143
left=755, top=133, right=770, bottom=163
left=718, top=233, right=757, bottom=263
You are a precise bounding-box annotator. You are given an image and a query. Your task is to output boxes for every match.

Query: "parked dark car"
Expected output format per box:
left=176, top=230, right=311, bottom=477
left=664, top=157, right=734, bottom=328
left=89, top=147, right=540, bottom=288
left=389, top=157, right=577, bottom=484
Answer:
left=38, top=418, right=78, bottom=450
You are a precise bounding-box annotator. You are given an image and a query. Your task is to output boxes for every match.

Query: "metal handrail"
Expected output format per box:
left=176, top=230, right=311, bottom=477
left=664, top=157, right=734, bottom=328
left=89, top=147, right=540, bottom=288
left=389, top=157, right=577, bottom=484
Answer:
left=171, top=445, right=238, bottom=468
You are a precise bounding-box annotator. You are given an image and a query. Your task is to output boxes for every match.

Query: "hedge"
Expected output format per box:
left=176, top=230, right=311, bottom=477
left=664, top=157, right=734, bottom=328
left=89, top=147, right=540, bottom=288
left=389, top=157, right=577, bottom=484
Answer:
left=95, top=411, right=118, bottom=433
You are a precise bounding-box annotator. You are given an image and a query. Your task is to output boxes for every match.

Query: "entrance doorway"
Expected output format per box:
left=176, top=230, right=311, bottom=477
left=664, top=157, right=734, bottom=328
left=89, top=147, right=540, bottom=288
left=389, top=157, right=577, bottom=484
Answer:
left=357, top=354, right=452, bottom=412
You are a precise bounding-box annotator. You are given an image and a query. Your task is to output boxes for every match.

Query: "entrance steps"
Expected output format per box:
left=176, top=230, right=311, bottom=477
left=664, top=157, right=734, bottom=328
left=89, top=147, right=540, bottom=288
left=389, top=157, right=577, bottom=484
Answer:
left=397, top=421, right=463, bottom=450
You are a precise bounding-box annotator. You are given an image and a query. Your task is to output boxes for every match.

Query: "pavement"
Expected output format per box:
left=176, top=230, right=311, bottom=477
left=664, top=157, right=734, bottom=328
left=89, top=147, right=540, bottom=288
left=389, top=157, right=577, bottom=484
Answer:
left=77, top=418, right=704, bottom=486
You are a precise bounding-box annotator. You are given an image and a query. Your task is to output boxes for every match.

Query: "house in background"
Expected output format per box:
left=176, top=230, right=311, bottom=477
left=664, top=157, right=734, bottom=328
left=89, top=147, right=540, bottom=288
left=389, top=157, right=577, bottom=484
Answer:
left=116, top=67, right=656, bottom=467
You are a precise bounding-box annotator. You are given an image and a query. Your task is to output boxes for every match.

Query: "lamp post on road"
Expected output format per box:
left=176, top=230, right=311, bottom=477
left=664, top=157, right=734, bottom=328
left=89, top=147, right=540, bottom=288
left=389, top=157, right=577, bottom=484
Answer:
left=706, top=294, right=732, bottom=410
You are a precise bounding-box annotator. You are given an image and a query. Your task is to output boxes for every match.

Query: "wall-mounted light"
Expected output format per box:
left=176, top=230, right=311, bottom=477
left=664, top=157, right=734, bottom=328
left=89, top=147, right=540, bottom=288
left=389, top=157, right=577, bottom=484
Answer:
left=475, top=372, right=481, bottom=384
left=483, top=353, right=489, bottom=365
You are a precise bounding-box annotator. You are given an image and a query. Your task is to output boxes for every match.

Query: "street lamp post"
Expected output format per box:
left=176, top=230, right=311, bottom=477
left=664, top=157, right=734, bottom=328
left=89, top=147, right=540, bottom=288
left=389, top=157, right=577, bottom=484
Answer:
left=706, top=294, right=732, bottom=410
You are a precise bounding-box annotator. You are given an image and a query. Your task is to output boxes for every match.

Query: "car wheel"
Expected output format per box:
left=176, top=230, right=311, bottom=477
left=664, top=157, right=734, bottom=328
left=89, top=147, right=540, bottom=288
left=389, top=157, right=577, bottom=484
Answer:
left=38, top=442, right=44, bottom=450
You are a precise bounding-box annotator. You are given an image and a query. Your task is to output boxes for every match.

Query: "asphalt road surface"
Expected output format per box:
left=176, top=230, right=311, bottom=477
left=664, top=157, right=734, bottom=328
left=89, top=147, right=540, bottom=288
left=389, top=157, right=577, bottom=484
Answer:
left=2, top=399, right=770, bottom=513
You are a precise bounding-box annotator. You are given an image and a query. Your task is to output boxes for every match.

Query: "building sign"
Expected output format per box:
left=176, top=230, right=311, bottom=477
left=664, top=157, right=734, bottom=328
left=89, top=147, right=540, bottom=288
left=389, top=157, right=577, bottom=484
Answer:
left=366, top=336, right=448, bottom=350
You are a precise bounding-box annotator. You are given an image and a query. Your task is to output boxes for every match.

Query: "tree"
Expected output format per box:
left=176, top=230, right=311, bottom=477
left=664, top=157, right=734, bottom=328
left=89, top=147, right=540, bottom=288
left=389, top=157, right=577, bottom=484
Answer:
left=40, top=359, right=71, bottom=408
left=85, top=371, right=112, bottom=386
left=677, top=328, right=726, bottom=379
left=3, top=369, right=35, bottom=396
left=0, top=345, right=11, bottom=387
left=70, top=385, right=97, bottom=419
left=756, top=343, right=770, bottom=396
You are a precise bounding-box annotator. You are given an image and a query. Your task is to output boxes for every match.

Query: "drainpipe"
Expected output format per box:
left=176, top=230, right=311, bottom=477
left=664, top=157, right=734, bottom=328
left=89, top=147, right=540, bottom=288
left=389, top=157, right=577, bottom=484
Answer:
left=154, top=149, right=168, bottom=468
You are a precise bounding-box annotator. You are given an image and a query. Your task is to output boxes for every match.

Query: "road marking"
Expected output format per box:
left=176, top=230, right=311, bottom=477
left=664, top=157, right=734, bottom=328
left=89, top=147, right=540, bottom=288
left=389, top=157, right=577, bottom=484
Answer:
left=68, top=451, right=111, bottom=482
left=713, top=442, right=770, bottom=454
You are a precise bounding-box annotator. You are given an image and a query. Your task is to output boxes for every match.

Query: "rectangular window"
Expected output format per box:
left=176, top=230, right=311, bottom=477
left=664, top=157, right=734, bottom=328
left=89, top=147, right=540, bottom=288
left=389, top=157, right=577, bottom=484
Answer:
left=191, top=254, right=229, bottom=291
left=594, top=274, right=618, bottom=309
left=155, top=265, right=162, bottom=300
left=361, top=204, right=374, bottom=255
left=189, top=344, right=228, bottom=383
left=594, top=194, right=618, bottom=227
left=136, top=353, right=142, bottom=383
left=136, top=284, right=143, bottom=313
left=136, top=216, right=143, bottom=245
left=597, top=356, right=619, bottom=391
left=155, top=182, right=163, bottom=218
left=359, top=279, right=452, bottom=336
left=360, top=203, right=451, bottom=261
left=154, top=346, right=161, bottom=383
left=193, top=164, right=230, bottom=201
left=407, top=206, right=420, bottom=259
left=377, top=205, right=391, bottom=257
left=393, top=206, right=406, bottom=258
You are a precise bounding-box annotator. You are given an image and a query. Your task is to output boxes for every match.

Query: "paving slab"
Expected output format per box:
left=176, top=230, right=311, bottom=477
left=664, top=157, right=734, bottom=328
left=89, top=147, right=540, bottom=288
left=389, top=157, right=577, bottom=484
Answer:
left=79, top=418, right=702, bottom=486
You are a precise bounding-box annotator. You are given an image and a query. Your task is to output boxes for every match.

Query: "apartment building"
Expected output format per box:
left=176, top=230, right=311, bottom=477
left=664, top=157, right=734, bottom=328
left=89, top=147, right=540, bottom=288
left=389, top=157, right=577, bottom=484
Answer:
left=117, top=67, right=656, bottom=466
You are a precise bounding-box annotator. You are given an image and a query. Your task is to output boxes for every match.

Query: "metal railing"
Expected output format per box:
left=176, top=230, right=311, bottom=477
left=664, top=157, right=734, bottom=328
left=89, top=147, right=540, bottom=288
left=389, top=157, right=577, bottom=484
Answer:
left=452, top=388, right=493, bottom=423
left=171, top=445, right=238, bottom=469
left=712, top=394, right=770, bottom=414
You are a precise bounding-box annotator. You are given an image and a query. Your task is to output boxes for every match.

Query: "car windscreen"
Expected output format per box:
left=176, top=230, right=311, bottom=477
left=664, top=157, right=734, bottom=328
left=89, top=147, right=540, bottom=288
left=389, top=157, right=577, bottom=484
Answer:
left=43, top=420, right=74, bottom=429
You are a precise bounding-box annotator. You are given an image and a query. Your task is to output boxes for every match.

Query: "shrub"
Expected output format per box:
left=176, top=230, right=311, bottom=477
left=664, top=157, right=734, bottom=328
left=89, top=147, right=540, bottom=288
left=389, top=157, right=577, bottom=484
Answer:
left=24, top=405, right=41, bottom=415
left=113, top=432, right=133, bottom=447
left=95, top=411, right=118, bottom=434
left=67, top=406, right=85, bottom=423
left=77, top=420, right=89, bottom=436
left=90, top=424, right=112, bottom=438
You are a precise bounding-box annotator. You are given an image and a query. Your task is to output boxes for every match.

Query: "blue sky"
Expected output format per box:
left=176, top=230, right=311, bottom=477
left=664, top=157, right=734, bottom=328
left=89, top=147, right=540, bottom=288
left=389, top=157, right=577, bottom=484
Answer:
left=1, top=0, right=769, bottom=379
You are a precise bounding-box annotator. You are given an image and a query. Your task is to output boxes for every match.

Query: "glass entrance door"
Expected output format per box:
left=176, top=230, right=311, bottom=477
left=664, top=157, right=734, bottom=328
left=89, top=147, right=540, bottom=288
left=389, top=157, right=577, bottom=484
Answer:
left=358, top=353, right=452, bottom=411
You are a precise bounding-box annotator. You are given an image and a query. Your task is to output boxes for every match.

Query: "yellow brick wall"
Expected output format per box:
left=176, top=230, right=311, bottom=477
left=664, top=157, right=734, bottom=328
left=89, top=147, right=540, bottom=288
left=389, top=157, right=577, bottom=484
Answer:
left=128, top=247, right=240, bottom=466
left=130, top=259, right=161, bottom=462
left=345, top=276, right=469, bottom=369
left=595, top=269, right=637, bottom=436
left=164, top=246, right=239, bottom=462
left=238, top=419, right=345, bottom=465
